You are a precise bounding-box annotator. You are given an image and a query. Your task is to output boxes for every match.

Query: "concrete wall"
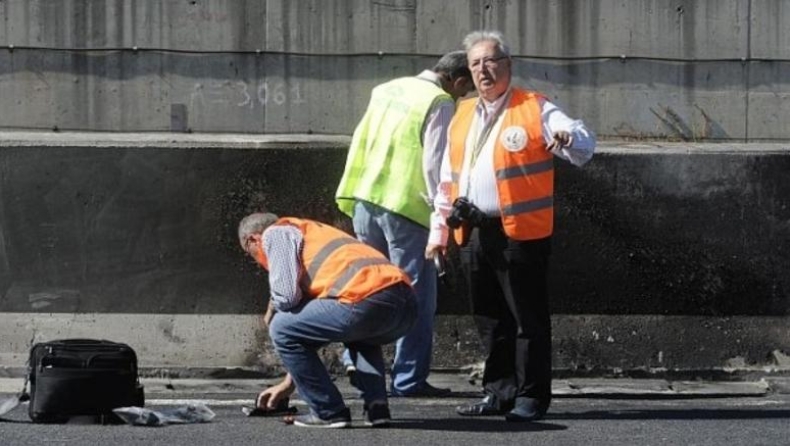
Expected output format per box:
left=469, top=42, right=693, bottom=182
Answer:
left=1, top=0, right=789, bottom=376
left=1, top=133, right=788, bottom=376
left=0, top=0, right=788, bottom=140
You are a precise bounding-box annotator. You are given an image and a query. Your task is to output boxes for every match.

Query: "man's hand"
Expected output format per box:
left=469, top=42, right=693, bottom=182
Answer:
left=256, top=374, right=295, bottom=410
left=547, top=130, right=573, bottom=152
left=263, top=301, right=275, bottom=327
left=425, top=244, right=446, bottom=260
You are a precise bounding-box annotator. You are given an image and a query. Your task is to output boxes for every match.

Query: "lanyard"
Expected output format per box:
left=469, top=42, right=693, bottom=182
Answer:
left=469, top=90, right=511, bottom=169
left=463, top=91, right=511, bottom=197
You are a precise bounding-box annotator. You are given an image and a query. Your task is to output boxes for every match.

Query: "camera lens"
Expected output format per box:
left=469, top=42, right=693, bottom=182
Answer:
left=446, top=197, right=471, bottom=229
left=446, top=214, right=461, bottom=229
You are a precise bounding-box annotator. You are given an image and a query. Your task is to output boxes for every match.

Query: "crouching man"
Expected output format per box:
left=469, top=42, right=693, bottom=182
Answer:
left=238, top=213, right=417, bottom=428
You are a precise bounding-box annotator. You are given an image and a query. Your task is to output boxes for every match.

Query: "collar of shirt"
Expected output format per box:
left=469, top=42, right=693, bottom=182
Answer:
left=416, top=70, right=442, bottom=88
left=475, top=87, right=512, bottom=125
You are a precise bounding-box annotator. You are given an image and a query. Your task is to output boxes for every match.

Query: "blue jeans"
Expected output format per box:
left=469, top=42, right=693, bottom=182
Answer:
left=346, top=200, right=438, bottom=393
left=269, top=282, right=416, bottom=419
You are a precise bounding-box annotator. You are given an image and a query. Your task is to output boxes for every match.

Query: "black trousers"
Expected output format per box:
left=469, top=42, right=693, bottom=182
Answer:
left=460, top=223, right=552, bottom=411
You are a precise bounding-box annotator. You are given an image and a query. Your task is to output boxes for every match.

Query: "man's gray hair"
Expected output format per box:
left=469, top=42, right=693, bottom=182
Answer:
left=432, top=50, right=471, bottom=80
left=238, top=212, right=279, bottom=248
left=462, top=30, right=511, bottom=57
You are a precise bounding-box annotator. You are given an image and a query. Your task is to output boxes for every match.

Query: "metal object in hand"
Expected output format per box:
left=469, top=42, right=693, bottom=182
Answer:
left=434, top=255, right=446, bottom=277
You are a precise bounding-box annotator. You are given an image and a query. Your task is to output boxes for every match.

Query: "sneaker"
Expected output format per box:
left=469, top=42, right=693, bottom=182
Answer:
left=346, top=365, right=359, bottom=389
left=390, top=382, right=452, bottom=398
left=363, top=403, right=391, bottom=427
left=292, top=408, right=351, bottom=428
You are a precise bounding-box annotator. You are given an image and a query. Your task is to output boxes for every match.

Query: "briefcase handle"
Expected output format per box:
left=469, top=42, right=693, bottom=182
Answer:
left=86, top=353, right=139, bottom=374
left=55, top=339, right=110, bottom=345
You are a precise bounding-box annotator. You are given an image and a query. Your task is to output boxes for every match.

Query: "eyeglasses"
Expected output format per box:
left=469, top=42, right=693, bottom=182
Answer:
left=469, top=55, right=509, bottom=71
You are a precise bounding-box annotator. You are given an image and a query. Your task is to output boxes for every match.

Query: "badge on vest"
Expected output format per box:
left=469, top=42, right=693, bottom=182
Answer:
left=500, top=126, right=528, bottom=152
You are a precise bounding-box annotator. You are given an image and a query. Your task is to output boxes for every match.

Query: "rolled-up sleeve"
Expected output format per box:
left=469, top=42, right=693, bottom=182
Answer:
left=428, top=142, right=453, bottom=247
left=541, top=99, right=596, bottom=167
left=422, top=98, right=455, bottom=205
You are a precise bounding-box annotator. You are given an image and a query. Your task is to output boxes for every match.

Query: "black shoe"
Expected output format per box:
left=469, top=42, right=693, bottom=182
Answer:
left=363, top=402, right=391, bottom=427
left=456, top=395, right=508, bottom=416
left=390, top=382, right=452, bottom=398
left=505, top=397, right=545, bottom=422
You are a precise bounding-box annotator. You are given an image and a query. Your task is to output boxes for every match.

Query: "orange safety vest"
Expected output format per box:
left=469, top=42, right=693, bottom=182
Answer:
left=448, top=88, right=554, bottom=246
left=254, top=217, right=410, bottom=304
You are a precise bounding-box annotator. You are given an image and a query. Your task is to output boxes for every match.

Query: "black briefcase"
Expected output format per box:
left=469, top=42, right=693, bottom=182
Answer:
left=27, top=339, right=145, bottom=423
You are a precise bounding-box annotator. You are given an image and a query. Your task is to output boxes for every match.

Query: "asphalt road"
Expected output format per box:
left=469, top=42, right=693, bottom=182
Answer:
left=3, top=392, right=790, bottom=446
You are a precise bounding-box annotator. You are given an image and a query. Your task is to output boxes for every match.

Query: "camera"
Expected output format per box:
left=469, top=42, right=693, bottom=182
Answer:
left=446, top=197, right=485, bottom=229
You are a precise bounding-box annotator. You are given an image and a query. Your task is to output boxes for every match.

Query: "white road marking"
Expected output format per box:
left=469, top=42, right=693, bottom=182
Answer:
left=147, top=399, right=267, bottom=406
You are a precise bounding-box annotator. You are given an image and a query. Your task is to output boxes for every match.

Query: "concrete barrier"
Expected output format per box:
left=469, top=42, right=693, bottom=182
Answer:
left=2, top=0, right=789, bottom=140
left=1, top=132, right=789, bottom=377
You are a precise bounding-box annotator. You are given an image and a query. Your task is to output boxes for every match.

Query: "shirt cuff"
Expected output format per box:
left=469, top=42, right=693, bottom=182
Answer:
left=428, top=212, right=449, bottom=246
left=271, top=293, right=301, bottom=312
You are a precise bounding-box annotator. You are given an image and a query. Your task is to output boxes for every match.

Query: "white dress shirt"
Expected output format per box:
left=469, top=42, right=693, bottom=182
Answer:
left=416, top=70, right=455, bottom=207
left=428, top=88, right=596, bottom=246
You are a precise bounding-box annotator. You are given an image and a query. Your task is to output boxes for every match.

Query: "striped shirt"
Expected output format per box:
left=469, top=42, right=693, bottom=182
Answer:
left=417, top=70, right=456, bottom=207
left=262, top=225, right=305, bottom=311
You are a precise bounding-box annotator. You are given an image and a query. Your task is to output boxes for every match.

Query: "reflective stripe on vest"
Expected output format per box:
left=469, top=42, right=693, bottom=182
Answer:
left=306, top=238, right=357, bottom=281
left=305, top=237, right=392, bottom=296
left=327, top=257, right=392, bottom=297
left=501, top=196, right=554, bottom=216
left=495, top=158, right=554, bottom=180
left=447, top=89, right=554, bottom=245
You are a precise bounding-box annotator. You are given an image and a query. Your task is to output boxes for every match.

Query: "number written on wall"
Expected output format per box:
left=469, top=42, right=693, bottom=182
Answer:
left=189, top=81, right=308, bottom=110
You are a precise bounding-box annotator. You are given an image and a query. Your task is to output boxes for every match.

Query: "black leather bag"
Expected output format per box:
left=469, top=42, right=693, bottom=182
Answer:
left=27, top=339, right=145, bottom=423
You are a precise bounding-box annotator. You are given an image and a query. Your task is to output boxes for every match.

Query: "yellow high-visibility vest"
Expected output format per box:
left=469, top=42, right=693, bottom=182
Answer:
left=336, top=76, right=450, bottom=227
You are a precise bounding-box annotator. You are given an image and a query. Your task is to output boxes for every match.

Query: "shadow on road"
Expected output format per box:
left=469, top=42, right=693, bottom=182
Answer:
left=549, top=409, right=790, bottom=420
left=391, top=418, right=567, bottom=432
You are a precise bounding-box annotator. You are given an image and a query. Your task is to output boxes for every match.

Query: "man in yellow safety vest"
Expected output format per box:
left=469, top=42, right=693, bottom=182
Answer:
left=336, top=51, right=474, bottom=397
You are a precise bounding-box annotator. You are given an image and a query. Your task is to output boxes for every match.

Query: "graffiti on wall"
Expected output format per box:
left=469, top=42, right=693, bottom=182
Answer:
left=189, top=80, right=308, bottom=110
